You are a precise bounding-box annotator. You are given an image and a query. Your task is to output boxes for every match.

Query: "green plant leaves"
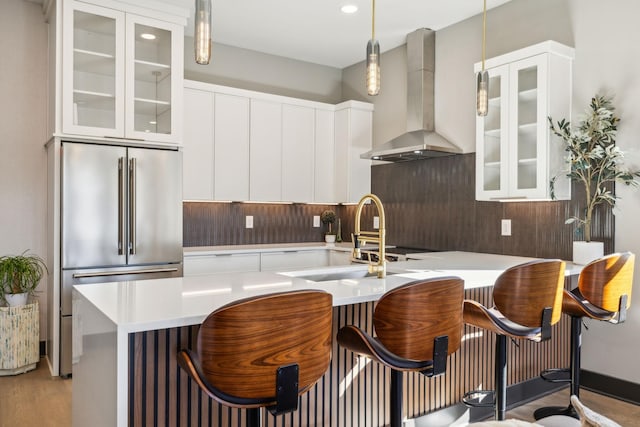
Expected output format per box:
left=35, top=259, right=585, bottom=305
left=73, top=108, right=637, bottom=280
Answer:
left=549, top=95, right=640, bottom=242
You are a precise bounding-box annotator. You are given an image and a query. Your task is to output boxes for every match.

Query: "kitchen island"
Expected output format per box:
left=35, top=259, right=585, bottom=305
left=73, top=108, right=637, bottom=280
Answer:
left=72, top=251, right=580, bottom=427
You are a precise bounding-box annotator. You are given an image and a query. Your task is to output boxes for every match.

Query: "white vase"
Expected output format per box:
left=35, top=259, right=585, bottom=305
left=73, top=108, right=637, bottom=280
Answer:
left=5, top=292, right=29, bottom=307
left=573, top=241, right=604, bottom=265
left=325, top=234, right=336, bottom=245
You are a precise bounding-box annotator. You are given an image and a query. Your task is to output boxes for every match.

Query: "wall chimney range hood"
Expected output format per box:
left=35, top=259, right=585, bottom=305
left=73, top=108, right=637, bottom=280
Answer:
left=362, top=28, right=463, bottom=162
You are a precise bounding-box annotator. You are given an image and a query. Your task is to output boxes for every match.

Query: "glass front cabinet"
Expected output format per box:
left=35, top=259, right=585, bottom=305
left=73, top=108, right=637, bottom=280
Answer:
left=61, top=1, right=184, bottom=144
left=475, top=41, right=574, bottom=201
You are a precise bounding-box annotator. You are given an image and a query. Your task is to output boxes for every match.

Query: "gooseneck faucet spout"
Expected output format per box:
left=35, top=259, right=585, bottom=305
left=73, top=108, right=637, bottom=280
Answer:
left=352, top=193, right=386, bottom=278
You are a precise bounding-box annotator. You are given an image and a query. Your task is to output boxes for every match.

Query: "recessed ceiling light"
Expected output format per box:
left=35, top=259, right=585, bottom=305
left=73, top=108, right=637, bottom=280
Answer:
left=341, top=4, right=358, bottom=14
left=140, top=33, right=156, bottom=40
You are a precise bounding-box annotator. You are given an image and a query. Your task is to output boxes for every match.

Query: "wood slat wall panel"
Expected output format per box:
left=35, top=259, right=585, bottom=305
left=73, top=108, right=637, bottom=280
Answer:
left=184, top=154, right=614, bottom=263
left=129, top=282, right=571, bottom=426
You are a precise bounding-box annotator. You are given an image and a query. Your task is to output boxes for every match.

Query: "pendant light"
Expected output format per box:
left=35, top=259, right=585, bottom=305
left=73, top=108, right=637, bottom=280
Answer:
left=195, top=0, right=212, bottom=65
left=476, top=0, right=489, bottom=116
left=366, top=0, right=380, bottom=96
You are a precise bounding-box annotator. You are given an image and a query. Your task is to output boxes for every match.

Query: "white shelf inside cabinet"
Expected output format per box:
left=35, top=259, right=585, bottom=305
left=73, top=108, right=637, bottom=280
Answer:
left=73, top=90, right=116, bottom=110
left=133, top=98, right=171, bottom=115
left=74, top=49, right=115, bottom=75
left=484, top=161, right=501, bottom=168
left=518, top=88, right=537, bottom=103
left=134, top=59, right=171, bottom=82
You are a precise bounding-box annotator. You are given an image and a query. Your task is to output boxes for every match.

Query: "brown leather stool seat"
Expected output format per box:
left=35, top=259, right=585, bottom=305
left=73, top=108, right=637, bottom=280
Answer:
left=177, top=290, right=333, bottom=427
left=462, top=259, right=566, bottom=421
left=534, top=252, right=635, bottom=421
left=337, top=277, right=465, bottom=427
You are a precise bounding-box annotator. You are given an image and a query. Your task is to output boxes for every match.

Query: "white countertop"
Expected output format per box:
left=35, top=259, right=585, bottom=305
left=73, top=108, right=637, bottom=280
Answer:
left=183, top=242, right=356, bottom=256
left=74, top=251, right=581, bottom=334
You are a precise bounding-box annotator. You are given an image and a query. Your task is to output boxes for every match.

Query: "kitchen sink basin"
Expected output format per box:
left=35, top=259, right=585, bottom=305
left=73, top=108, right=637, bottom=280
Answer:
left=282, top=265, right=392, bottom=282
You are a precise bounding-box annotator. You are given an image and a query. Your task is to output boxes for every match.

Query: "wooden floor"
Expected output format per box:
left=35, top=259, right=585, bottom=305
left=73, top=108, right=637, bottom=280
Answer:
left=1, top=359, right=638, bottom=426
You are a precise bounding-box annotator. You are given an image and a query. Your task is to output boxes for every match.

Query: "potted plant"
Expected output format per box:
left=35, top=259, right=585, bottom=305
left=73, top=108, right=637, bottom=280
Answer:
left=320, top=210, right=337, bottom=244
left=0, top=251, right=47, bottom=307
left=549, top=95, right=640, bottom=264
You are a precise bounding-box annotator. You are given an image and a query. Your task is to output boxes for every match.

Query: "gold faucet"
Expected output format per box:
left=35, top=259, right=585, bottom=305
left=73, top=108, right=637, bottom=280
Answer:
left=352, top=193, right=386, bottom=278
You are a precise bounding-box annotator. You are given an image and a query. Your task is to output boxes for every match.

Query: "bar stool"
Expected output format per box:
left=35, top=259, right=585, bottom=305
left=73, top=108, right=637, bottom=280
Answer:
left=534, top=252, right=635, bottom=421
left=337, top=277, right=465, bottom=427
left=462, top=259, right=566, bottom=421
left=177, top=290, right=333, bottom=427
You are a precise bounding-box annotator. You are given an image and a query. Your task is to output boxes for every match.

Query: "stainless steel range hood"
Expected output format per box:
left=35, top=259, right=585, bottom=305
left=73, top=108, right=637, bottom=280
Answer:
left=362, top=28, right=463, bottom=162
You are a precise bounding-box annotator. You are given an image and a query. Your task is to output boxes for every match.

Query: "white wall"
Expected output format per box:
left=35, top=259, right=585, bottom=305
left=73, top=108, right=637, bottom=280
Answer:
left=0, top=0, right=49, bottom=339
left=342, top=0, right=640, bottom=384
left=565, top=0, right=640, bottom=383
left=183, top=37, right=343, bottom=104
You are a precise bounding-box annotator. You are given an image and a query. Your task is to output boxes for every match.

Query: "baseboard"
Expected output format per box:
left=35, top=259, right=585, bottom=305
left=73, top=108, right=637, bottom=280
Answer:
left=406, top=377, right=566, bottom=426
left=581, top=369, right=640, bottom=406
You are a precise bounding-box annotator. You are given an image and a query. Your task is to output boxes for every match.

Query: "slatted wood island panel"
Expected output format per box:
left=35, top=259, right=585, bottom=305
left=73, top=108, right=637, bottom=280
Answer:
left=128, top=285, right=571, bottom=427
left=71, top=252, right=578, bottom=427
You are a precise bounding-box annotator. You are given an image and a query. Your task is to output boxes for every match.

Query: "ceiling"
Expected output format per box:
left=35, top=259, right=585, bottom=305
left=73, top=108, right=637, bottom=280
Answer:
left=160, top=0, right=513, bottom=68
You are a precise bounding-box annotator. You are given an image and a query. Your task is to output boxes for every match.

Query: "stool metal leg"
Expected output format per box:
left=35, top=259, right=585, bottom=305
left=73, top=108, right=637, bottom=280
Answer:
left=495, top=335, right=507, bottom=421
left=533, top=316, right=580, bottom=420
left=390, top=369, right=403, bottom=427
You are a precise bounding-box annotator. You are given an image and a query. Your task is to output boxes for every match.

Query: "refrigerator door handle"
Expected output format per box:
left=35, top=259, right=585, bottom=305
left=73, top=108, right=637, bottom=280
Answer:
left=72, top=267, right=179, bottom=279
left=129, top=157, right=137, bottom=255
left=118, top=157, right=126, bottom=255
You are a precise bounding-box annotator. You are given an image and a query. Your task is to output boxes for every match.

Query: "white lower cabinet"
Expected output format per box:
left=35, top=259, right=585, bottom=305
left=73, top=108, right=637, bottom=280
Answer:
left=260, top=250, right=328, bottom=272
left=329, top=250, right=352, bottom=266
left=184, top=249, right=334, bottom=276
left=184, top=253, right=260, bottom=276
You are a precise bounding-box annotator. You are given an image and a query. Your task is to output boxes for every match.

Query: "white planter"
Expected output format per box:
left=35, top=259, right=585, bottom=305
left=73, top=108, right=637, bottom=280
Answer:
left=0, top=301, right=39, bottom=375
left=4, top=293, right=29, bottom=307
left=325, top=234, right=336, bottom=245
left=573, top=241, right=604, bottom=265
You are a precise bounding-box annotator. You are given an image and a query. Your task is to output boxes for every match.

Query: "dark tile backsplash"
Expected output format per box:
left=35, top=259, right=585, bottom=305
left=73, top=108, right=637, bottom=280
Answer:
left=184, top=153, right=614, bottom=260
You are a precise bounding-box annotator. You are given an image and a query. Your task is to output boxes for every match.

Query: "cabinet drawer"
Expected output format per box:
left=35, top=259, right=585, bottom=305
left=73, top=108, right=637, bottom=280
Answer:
left=184, top=253, right=260, bottom=276
left=260, top=250, right=328, bottom=272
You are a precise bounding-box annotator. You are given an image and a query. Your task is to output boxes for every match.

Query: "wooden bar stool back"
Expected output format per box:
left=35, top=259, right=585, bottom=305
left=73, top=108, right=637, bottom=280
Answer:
left=534, top=252, right=635, bottom=420
left=463, top=259, right=566, bottom=421
left=337, top=277, right=465, bottom=427
left=177, top=290, right=333, bottom=427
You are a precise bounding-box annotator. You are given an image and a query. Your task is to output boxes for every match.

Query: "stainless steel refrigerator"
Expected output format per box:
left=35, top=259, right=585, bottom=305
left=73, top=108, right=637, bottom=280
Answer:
left=60, top=141, right=183, bottom=377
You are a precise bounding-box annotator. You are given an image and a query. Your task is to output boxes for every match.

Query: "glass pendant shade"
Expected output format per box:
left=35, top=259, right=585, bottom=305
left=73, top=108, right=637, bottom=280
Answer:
left=476, top=69, right=489, bottom=116
left=366, top=39, right=380, bottom=96
left=194, top=0, right=211, bottom=65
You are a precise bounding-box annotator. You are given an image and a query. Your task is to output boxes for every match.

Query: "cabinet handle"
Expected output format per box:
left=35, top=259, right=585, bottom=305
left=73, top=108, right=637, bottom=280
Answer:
left=118, top=157, right=126, bottom=255
left=73, top=267, right=179, bottom=279
left=129, top=158, right=137, bottom=255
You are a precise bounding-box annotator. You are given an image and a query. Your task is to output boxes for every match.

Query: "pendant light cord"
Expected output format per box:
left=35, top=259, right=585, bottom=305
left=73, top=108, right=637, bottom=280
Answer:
left=372, top=0, right=376, bottom=40
left=482, top=0, right=486, bottom=71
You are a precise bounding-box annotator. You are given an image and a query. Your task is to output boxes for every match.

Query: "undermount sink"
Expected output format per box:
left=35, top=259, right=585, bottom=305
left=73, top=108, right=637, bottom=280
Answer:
left=282, top=265, right=391, bottom=282
left=294, top=270, right=380, bottom=282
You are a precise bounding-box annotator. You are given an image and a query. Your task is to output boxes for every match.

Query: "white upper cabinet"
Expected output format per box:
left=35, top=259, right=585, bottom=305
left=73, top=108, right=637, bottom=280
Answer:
left=182, top=81, right=373, bottom=203
left=335, top=102, right=373, bottom=203
left=314, top=109, right=336, bottom=203
left=183, top=87, right=213, bottom=200
left=475, top=41, right=574, bottom=201
left=250, top=99, right=282, bottom=202
left=61, top=1, right=184, bottom=144
left=214, top=93, right=250, bottom=201
left=282, top=104, right=315, bottom=202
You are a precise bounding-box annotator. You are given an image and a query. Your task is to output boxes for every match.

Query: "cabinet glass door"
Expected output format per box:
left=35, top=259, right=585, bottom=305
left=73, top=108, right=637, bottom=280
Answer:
left=126, top=15, right=180, bottom=142
left=509, top=55, right=546, bottom=197
left=476, top=64, right=509, bottom=200
left=63, top=3, right=124, bottom=137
